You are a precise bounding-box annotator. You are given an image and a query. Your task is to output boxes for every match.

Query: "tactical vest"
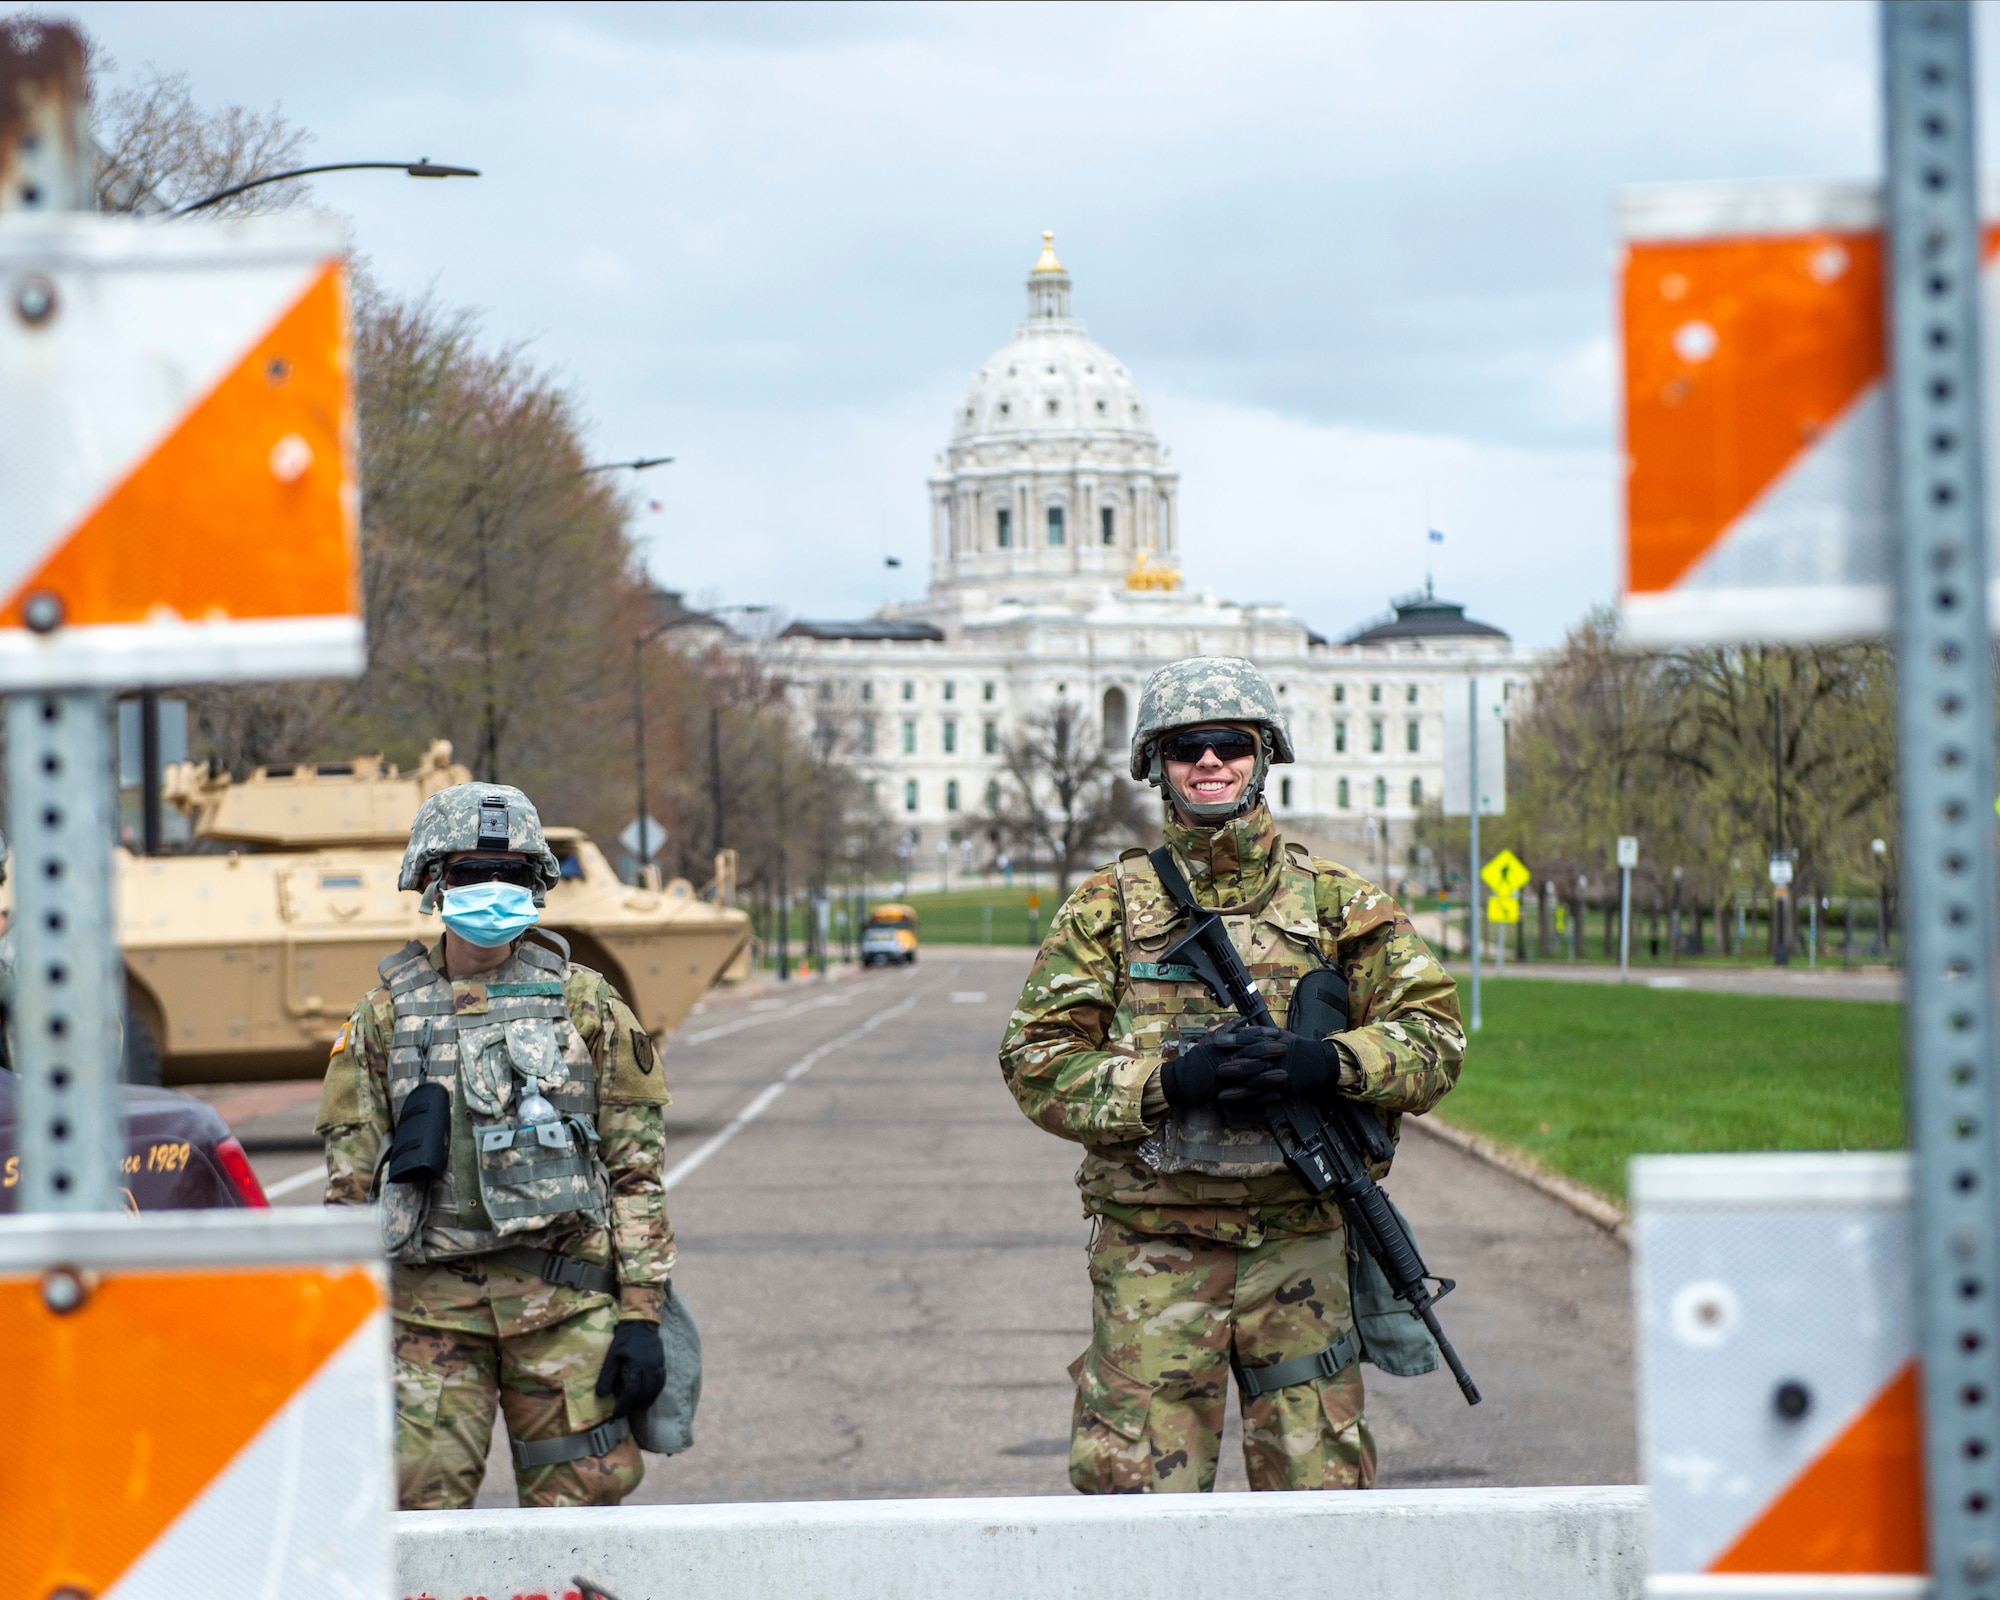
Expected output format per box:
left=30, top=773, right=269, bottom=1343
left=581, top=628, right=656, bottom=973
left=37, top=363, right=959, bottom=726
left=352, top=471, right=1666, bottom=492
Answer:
left=374, top=939, right=608, bottom=1263
left=1116, top=842, right=1330, bottom=1179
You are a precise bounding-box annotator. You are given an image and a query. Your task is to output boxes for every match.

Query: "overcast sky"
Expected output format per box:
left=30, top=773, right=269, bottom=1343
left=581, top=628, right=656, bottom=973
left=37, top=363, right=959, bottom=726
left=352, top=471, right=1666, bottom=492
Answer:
left=62, top=1, right=1977, bottom=646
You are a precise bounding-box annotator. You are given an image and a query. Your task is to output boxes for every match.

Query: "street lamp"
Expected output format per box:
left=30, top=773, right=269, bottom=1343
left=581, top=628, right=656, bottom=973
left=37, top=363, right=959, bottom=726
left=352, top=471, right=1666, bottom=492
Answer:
left=1871, top=836, right=1890, bottom=957
left=617, top=458, right=679, bottom=885
left=575, top=456, right=674, bottom=476
left=174, top=159, right=479, bottom=215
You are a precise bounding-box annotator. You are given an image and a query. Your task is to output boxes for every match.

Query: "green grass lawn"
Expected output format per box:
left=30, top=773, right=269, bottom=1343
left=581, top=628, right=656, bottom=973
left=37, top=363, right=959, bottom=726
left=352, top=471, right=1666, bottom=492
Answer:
left=894, top=885, right=1052, bottom=945
left=1440, top=981, right=1906, bottom=1203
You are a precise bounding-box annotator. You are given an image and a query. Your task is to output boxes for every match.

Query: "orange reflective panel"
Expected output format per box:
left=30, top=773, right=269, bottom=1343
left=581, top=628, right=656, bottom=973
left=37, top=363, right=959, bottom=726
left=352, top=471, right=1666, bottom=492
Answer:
left=0, top=1264, right=380, bottom=1598
left=1710, top=1360, right=1925, bottom=1576
left=0, top=261, right=358, bottom=629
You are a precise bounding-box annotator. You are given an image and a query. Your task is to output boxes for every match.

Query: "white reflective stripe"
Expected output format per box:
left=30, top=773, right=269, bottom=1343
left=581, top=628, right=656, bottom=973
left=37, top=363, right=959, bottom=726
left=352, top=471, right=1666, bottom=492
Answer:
left=106, top=1312, right=392, bottom=1599
left=662, top=996, right=917, bottom=1193
left=0, top=616, right=365, bottom=689
left=261, top=1166, right=328, bottom=1200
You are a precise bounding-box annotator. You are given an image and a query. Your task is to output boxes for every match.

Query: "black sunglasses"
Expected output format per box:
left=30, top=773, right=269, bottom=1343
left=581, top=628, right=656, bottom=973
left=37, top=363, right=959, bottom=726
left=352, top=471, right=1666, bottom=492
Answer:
left=441, top=859, right=539, bottom=890
left=1160, top=728, right=1260, bottom=765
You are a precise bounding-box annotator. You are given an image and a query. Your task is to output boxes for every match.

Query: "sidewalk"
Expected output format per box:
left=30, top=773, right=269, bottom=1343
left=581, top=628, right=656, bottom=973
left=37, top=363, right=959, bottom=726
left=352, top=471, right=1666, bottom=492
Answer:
left=1449, top=961, right=1900, bottom=1003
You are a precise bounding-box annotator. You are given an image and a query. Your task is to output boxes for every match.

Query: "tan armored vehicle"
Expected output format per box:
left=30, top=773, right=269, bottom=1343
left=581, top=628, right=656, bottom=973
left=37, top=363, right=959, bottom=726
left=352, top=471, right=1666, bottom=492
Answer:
left=107, top=741, right=749, bottom=1084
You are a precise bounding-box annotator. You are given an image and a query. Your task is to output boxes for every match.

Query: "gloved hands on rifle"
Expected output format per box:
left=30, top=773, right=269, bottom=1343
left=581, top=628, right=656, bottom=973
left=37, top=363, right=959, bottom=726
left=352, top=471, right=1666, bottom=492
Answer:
left=596, top=1318, right=668, bottom=1418
left=1212, top=1025, right=1361, bottom=1107
left=1158, top=1020, right=1265, bottom=1107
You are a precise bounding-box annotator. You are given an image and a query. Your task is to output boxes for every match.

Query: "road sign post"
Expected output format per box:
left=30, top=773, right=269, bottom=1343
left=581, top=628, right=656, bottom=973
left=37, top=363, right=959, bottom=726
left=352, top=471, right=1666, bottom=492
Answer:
left=1447, top=678, right=1507, bottom=1030
left=1769, top=852, right=1796, bottom=968
left=1617, top=836, right=1639, bottom=983
left=1469, top=679, right=1480, bottom=1028
left=1481, top=850, right=1530, bottom=980
left=0, top=25, right=384, bottom=1593
left=1883, top=6, right=2000, bottom=1589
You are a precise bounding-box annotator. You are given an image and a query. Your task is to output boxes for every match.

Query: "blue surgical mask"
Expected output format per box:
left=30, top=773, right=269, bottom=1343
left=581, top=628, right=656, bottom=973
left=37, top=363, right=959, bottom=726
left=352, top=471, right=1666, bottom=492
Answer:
left=440, top=881, right=539, bottom=947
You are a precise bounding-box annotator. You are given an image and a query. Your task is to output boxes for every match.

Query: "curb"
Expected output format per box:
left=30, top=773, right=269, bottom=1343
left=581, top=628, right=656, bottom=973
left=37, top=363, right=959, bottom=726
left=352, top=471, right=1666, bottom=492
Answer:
left=1407, top=1115, right=1632, bottom=1247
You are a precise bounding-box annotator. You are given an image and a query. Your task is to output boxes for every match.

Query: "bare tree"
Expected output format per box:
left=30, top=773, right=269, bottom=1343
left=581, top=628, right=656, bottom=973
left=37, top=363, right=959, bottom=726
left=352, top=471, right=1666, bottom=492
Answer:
left=95, top=67, right=312, bottom=216
left=1464, top=609, right=1900, bottom=956
left=992, top=700, right=1144, bottom=895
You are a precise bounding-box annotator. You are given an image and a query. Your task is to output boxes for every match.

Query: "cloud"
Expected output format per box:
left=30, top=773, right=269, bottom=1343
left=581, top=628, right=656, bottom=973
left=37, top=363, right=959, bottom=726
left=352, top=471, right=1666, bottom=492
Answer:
left=66, top=0, right=1960, bottom=646
left=1154, top=392, right=1615, bottom=649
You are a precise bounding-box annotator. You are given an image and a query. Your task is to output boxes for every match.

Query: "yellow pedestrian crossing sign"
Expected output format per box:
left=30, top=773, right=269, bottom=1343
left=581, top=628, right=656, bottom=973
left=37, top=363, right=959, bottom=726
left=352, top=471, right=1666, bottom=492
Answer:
left=1481, top=848, right=1531, bottom=898
left=1487, top=895, right=1521, bottom=925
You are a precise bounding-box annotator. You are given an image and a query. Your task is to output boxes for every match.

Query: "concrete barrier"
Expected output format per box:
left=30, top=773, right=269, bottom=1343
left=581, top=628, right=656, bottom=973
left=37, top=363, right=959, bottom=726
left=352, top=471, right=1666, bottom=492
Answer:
left=396, top=1485, right=1649, bottom=1600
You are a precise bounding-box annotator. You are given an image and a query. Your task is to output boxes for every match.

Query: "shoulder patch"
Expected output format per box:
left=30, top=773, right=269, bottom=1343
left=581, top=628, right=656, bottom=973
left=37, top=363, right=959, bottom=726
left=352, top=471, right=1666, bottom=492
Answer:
left=329, top=1021, right=348, bottom=1057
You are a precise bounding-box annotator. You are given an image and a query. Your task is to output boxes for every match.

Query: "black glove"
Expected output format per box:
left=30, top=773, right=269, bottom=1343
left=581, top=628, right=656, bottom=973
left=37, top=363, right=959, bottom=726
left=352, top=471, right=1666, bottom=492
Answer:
left=1213, top=1026, right=1344, bottom=1105
left=595, top=1318, right=667, bottom=1418
left=1160, top=1021, right=1258, bottom=1108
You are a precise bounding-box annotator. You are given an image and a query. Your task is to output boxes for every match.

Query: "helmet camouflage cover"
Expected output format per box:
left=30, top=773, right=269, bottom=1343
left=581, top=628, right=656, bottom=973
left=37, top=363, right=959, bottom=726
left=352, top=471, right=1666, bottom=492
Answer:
left=1129, top=655, right=1295, bottom=781
left=399, top=782, right=561, bottom=908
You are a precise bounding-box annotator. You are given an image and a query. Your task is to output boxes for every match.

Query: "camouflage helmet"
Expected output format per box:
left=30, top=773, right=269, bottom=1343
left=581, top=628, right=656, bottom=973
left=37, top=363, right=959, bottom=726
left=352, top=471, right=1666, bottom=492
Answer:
left=399, top=783, right=561, bottom=911
left=1130, top=656, right=1293, bottom=824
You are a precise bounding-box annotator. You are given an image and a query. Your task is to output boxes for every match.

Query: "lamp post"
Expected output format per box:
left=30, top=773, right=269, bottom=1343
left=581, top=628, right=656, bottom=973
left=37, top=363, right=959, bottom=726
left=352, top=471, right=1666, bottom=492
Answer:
left=1871, top=836, right=1890, bottom=957
left=612, top=458, right=677, bottom=883
left=173, top=159, right=478, bottom=216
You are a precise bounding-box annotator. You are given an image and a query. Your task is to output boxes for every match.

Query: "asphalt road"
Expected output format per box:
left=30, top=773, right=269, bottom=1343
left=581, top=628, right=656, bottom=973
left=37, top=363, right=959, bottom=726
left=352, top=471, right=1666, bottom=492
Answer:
left=220, top=948, right=1636, bottom=1502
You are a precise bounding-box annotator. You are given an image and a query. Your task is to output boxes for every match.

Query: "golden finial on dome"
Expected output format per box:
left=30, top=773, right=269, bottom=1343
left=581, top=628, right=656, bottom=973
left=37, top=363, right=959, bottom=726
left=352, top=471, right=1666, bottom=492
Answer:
left=1031, top=230, right=1065, bottom=275
left=1125, top=550, right=1182, bottom=592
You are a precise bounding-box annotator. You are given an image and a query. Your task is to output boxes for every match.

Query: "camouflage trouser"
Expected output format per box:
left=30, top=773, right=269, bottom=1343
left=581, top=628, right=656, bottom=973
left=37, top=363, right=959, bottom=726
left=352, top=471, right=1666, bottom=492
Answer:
left=393, top=1300, right=643, bottom=1509
left=1069, top=1222, right=1375, bottom=1494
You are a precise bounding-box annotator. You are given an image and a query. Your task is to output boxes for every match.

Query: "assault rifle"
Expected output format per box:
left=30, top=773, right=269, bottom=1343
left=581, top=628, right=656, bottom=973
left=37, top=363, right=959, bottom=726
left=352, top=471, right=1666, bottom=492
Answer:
left=1151, top=849, right=1481, bottom=1405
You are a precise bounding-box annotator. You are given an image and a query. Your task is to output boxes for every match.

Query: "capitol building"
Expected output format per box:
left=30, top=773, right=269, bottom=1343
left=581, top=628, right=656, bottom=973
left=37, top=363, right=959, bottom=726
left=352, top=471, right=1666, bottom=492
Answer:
left=767, top=234, right=1541, bottom=878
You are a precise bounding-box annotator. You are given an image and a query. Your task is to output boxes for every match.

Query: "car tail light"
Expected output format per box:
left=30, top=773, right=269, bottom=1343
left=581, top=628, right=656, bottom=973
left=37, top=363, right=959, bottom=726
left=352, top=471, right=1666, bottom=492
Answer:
left=214, top=1137, right=269, bottom=1208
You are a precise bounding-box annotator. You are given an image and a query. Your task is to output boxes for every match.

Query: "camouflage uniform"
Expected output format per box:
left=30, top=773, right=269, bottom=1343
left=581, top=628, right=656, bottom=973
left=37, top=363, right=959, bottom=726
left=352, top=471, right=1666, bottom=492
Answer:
left=1001, top=771, right=1463, bottom=1492
left=317, top=784, right=672, bottom=1510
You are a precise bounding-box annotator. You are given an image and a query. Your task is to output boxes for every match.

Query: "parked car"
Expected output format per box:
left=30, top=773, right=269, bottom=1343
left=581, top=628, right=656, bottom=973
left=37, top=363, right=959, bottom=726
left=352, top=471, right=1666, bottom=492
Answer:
left=860, top=904, right=920, bottom=966
left=0, top=1067, right=269, bottom=1213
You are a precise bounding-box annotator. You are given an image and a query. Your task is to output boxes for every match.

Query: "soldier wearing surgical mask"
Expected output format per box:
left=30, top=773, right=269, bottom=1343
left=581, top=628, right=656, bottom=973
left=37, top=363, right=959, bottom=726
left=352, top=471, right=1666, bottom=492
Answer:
left=315, top=783, right=674, bottom=1508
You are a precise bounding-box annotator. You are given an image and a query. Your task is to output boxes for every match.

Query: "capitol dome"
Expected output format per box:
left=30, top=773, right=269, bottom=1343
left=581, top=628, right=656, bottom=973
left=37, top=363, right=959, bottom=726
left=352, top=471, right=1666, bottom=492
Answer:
left=926, top=234, right=1179, bottom=602
left=953, top=234, right=1154, bottom=444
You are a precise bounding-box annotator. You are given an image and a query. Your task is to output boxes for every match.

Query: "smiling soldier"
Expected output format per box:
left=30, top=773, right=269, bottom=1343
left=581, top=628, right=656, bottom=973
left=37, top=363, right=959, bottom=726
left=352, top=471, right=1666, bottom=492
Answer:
left=999, top=656, right=1465, bottom=1493
left=315, top=783, right=672, bottom=1508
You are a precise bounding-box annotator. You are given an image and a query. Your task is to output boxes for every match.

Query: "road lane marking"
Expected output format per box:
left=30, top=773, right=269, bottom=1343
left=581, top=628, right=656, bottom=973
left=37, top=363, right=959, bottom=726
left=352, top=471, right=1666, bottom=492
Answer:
left=674, top=989, right=857, bottom=1048
left=949, top=992, right=987, bottom=1003
left=662, top=994, right=919, bottom=1193
left=262, top=1165, right=327, bottom=1199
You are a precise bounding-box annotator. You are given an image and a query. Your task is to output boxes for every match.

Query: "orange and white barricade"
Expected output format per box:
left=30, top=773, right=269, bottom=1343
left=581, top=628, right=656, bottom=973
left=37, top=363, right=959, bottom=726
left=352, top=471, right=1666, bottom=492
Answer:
left=0, top=1208, right=391, bottom=1599
left=1633, top=1153, right=1924, bottom=1597
left=1619, top=180, right=2000, bottom=645
left=0, top=213, right=361, bottom=685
